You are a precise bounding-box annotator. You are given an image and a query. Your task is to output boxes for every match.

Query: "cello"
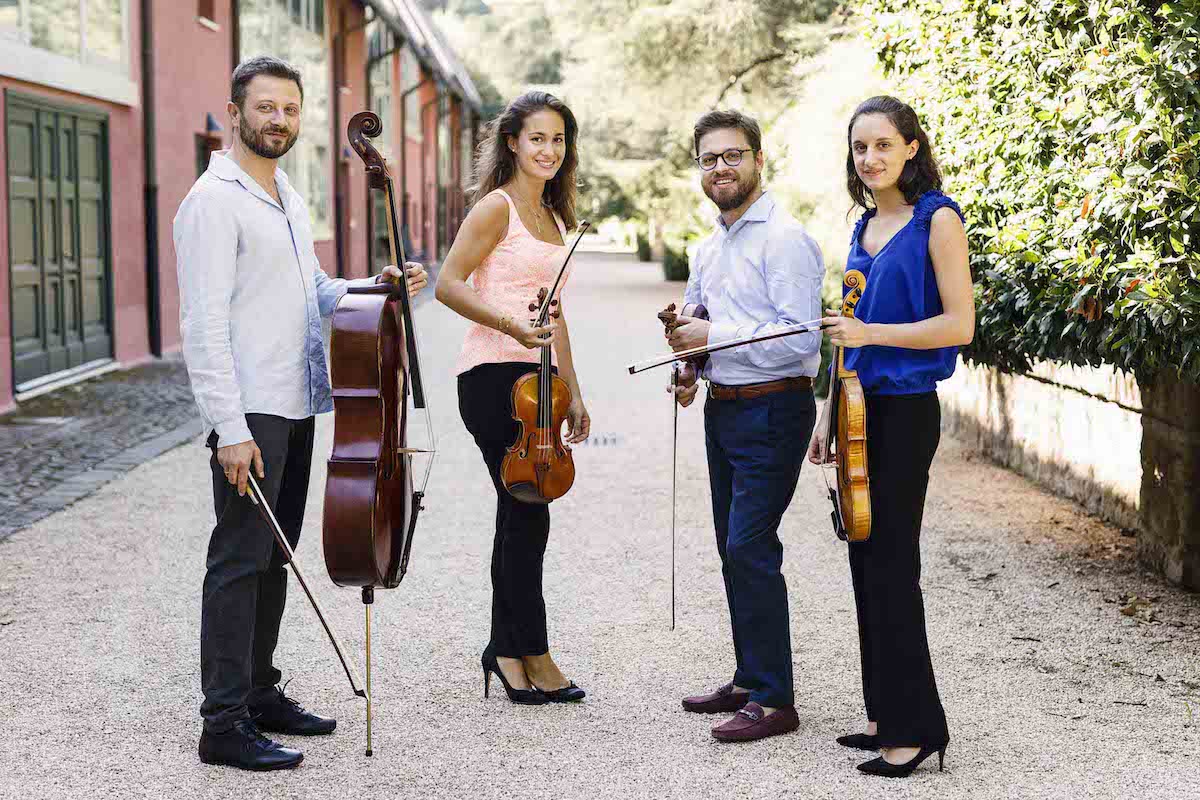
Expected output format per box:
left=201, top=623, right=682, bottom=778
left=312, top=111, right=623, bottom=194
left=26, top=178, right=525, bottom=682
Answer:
left=322, top=110, right=436, bottom=755
left=819, top=269, right=871, bottom=542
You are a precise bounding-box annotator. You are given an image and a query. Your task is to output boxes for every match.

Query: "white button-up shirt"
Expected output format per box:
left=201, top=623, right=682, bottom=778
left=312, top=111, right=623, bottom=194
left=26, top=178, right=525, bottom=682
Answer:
left=173, top=150, right=372, bottom=446
left=684, top=192, right=824, bottom=385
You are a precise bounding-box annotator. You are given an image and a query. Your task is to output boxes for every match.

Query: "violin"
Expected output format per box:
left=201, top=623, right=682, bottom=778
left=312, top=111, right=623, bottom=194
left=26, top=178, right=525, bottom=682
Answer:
left=499, top=223, right=590, bottom=504
left=322, top=110, right=436, bottom=755
left=820, top=269, right=871, bottom=542
left=657, top=302, right=711, bottom=373
left=501, top=287, right=574, bottom=503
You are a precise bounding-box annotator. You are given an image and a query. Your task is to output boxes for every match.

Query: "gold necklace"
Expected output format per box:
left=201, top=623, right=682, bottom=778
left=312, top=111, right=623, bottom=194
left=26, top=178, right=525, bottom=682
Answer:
left=514, top=191, right=547, bottom=236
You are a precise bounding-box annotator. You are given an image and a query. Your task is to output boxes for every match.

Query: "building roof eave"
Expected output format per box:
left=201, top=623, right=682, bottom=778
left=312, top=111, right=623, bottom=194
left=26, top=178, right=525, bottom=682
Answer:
left=358, top=0, right=482, bottom=114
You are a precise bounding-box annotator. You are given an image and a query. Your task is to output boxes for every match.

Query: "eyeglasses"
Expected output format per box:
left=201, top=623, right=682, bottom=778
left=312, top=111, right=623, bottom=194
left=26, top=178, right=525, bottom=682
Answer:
left=694, top=148, right=755, bottom=171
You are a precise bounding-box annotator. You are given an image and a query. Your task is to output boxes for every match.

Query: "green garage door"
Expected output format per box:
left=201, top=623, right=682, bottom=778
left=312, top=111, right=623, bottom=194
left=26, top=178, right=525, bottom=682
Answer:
left=7, top=94, right=113, bottom=390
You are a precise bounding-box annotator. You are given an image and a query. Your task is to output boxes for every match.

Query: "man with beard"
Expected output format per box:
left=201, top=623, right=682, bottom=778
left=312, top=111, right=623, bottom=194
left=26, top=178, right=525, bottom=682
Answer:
left=173, top=56, right=427, bottom=770
left=667, top=110, right=824, bottom=743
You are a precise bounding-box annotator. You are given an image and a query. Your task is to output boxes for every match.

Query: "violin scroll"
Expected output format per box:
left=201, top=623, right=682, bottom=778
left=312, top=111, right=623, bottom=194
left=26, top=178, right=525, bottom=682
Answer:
left=841, top=269, right=866, bottom=318
left=658, top=302, right=711, bottom=371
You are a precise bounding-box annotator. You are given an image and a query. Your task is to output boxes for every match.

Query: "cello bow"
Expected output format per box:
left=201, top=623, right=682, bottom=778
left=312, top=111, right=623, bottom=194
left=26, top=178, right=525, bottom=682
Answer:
left=245, top=474, right=368, bottom=702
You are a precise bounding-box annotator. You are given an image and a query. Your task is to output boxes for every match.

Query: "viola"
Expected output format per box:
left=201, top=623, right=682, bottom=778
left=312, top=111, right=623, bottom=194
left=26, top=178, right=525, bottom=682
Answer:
left=322, top=110, right=436, bottom=755
left=499, top=223, right=590, bottom=504
left=820, top=269, right=871, bottom=542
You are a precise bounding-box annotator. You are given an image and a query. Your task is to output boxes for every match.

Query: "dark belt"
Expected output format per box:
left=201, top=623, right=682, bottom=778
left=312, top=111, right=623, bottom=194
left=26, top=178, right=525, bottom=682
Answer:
left=708, top=376, right=812, bottom=401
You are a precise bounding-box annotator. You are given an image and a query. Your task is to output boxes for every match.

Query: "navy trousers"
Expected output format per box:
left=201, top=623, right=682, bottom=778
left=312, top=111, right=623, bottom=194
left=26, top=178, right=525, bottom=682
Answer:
left=704, top=387, right=815, bottom=709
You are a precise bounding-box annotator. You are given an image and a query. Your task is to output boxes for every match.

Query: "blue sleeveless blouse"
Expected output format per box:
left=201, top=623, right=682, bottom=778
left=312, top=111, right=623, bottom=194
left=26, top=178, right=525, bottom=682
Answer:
left=842, top=190, right=965, bottom=395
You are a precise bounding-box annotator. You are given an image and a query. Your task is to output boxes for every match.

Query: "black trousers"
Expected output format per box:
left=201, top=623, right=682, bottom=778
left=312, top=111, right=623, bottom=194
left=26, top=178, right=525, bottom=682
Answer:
left=849, top=392, right=949, bottom=747
left=200, top=413, right=315, bottom=732
left=458, top=363, right=551, bottom=657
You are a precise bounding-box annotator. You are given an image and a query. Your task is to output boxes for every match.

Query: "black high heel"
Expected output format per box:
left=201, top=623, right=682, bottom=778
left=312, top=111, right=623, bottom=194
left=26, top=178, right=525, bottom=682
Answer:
left=836, top=732, right=879, bottom=751
left=482, top=649, right=548, bottom=705
left=533, top=681, right=586, bottom=703
left=856, top=745, right=946, bottom=778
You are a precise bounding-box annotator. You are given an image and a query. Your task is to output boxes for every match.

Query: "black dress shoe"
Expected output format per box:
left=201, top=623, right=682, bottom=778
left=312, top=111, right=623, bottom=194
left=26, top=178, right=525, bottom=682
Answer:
left=198, top=719, right=303, bottom=771
left=249, top=686, right=337, bottom=735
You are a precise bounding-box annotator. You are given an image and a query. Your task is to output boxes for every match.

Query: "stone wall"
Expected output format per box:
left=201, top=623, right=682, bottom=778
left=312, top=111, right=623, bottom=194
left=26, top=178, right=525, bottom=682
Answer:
left=939, top=359, right=1143, bottom=531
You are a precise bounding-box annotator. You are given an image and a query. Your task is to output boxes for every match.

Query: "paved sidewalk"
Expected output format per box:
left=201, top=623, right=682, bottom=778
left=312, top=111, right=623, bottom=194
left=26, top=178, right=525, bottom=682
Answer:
left=0, top=251, right=1197, bottom=800
left=0, top=358, right=201, bottom=542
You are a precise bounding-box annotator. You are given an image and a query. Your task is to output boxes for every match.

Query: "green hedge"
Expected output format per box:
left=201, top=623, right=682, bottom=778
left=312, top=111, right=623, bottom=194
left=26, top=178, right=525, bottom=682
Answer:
left=663, top=244, right=690, bottom=281
left=859, top=0, right=1200, bottom=379
left=636, top=231, right=652, bottom=262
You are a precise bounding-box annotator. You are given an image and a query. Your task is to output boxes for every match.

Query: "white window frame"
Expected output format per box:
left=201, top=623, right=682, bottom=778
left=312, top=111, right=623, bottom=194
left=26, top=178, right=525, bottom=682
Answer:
left=0, top=0, right=136, bottom=106
left=238, top=0, right=333, bottom=240
left=368, top=56, right=393, bottom=161
left=402, top=47, right=423, bottom=143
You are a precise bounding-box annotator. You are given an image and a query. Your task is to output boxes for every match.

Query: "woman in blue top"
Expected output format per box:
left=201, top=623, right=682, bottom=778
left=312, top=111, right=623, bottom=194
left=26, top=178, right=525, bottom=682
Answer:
left=808, top=96, right=975, bottom=778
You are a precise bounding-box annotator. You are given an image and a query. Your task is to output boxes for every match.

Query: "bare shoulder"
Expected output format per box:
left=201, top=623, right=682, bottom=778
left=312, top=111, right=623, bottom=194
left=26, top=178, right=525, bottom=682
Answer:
left=464, top=192, right=509, bottom=238
left=469, top=192, right=509, bottom=226
left=930, top=205, right=966, bottom=235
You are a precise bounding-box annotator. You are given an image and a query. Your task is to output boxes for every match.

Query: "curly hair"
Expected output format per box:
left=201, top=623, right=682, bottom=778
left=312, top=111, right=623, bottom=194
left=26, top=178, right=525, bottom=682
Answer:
left=846, top=95, right=942, bottom=210
left=231, top=55, right=303, bottom=109
left=470, top=90, right=579, bottom=231
left=693, top=109, right=762, bottom=155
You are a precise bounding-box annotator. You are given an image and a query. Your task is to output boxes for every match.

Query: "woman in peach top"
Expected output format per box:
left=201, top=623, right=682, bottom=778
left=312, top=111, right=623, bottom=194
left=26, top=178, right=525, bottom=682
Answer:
left=435, top=91, right=590, bottom=705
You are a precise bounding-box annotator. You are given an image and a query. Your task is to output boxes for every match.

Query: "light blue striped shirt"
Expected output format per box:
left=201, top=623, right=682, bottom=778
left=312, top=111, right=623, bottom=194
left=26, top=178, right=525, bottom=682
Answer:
left=173, top=151, right=373, bottom=446
left=684, top=192, right=824, bottom=385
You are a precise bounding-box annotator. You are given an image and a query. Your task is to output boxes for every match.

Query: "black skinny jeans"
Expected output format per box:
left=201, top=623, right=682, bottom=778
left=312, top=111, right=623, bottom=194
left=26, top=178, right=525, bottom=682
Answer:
left=458, top=362, right=552, bottom=658
left=849, top=391, right=950, bottom=748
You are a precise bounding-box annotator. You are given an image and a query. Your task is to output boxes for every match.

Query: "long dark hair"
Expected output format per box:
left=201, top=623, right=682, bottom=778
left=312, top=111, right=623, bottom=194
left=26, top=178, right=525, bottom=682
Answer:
left=846, top=96, right=942, bottom=211
left=471, top=90, right=579, bottom=231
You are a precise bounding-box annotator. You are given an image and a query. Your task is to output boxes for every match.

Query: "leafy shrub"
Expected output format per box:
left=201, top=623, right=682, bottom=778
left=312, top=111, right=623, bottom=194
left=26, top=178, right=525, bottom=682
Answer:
left=663, top=244, right=690, bottom=281
left=859, top=0, right=1200, bottom=379
left=636, top=230, right=651, bottom=262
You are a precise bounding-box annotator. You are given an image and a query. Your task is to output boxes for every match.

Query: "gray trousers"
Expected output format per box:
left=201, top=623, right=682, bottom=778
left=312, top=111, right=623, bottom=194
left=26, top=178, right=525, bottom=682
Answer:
left=200, top=413, right=315, bottom=732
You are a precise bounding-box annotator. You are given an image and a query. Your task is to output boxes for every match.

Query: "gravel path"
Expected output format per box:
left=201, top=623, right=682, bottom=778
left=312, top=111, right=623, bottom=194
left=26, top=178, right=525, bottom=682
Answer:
left=0, top=249, right=1197, bottom=800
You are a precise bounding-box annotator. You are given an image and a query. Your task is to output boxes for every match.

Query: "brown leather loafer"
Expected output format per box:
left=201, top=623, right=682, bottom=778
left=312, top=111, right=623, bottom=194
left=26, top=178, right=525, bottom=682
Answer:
left=682, top=682, right=751, bottom=714
left=711, top=702, right=799, bottom=742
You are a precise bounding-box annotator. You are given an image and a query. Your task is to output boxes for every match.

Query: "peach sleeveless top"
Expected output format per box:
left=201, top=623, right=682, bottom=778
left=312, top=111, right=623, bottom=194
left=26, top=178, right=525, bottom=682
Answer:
left=455, top=189, right=571, bottom=375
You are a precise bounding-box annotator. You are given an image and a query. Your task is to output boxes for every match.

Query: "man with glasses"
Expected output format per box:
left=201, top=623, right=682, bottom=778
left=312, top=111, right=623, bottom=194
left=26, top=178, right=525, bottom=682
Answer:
left=665, top=109, right=824, bottom=743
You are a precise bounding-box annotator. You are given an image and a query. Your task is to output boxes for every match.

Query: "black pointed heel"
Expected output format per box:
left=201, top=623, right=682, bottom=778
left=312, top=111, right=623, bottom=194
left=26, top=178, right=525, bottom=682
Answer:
left=836, top=732, right=879, bottom=751
left=534, top=681, right=586, bottom=703
left=481, top=649, right=549, bottom=705
left=856, top=745, right=946, bottom=778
